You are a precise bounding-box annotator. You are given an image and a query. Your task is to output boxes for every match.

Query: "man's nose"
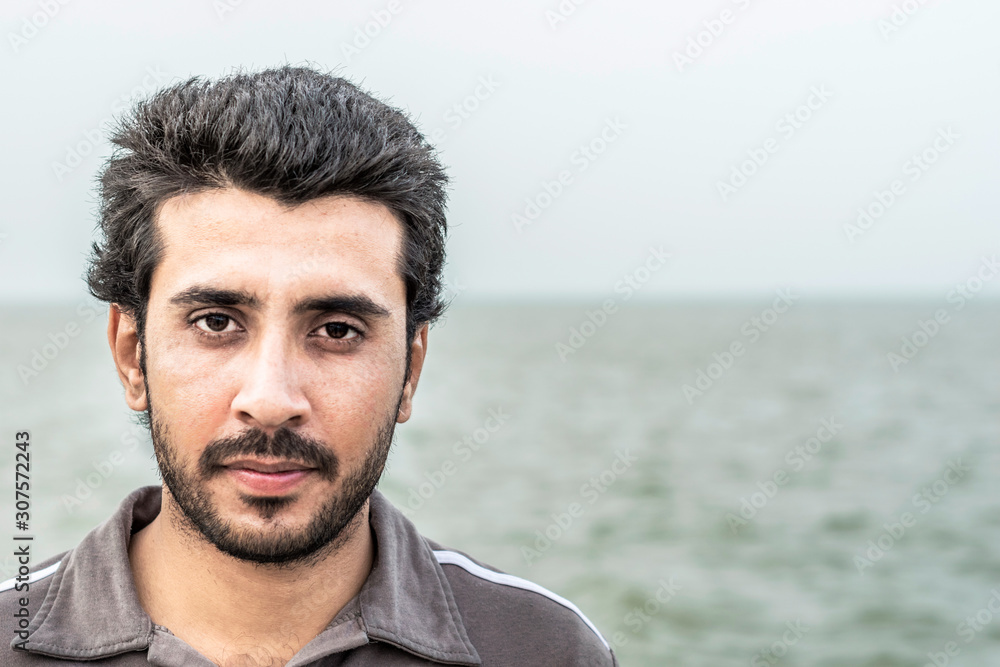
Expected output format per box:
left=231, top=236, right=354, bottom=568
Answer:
left=230, top=332, right=311, bottom=430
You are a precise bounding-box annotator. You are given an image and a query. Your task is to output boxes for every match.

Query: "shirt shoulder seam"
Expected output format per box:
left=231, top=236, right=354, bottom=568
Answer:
left=432, top=549, right=610, bottom=651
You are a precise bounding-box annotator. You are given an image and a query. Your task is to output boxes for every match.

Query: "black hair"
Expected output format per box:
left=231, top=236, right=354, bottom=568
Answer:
left=87, top=65, right=449, bottom=345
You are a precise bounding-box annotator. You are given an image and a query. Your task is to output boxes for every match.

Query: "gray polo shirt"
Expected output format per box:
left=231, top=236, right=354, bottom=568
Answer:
left=1, top=486, right=617, bottom=666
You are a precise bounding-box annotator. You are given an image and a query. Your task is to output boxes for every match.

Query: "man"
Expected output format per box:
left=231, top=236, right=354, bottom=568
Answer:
left=0, top=67, right=615, bottom=666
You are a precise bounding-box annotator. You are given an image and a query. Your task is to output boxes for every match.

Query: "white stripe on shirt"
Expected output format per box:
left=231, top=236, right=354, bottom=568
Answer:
left=433, top=549, right=610, bottom=651
left=0, top=560, right=61, bottom=593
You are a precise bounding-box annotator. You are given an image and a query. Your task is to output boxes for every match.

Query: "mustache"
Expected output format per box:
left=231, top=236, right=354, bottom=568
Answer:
left=199, top=427, right=339, bottom=481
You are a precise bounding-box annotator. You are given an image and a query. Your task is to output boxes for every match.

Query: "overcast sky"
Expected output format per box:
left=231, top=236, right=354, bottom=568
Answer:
left=0, top=0, right=995, bottom=303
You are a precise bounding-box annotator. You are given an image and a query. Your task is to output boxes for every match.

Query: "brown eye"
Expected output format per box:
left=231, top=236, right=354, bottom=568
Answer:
left=206, top=315, right=229, bottom=331
left=324, top=322, right=352, bottom=339
left=195, top=314, right=234, bottom=333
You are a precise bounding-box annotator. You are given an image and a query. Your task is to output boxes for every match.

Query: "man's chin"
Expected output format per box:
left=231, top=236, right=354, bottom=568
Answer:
left=166, top=484, right=370, bottom=567
left=215, top=489, right=330, bottom=527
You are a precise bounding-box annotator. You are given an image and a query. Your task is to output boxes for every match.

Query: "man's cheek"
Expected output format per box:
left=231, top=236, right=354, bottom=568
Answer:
left=148, top=367, right=234, bottom=442
left=311, top=360, right=396, bottom=405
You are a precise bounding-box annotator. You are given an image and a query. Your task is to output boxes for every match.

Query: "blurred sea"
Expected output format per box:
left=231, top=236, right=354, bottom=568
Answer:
left=1, top=300, right=999, bottom=666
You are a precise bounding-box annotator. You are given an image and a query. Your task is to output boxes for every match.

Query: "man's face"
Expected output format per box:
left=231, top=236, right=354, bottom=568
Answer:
left=116, top=188, right=422, bottom=565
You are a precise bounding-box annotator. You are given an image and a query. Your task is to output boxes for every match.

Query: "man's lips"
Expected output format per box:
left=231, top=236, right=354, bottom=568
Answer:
left=223, top=459, right=315, bottom=474
left=222, top=459, right=317, bottom=495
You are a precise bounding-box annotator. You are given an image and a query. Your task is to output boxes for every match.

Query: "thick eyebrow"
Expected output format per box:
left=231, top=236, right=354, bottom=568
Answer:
left=169, top=286, right=391, bottom=321
left=169, top=287, right=259, bottom=308
left=294, top=295, right=391, bottom=320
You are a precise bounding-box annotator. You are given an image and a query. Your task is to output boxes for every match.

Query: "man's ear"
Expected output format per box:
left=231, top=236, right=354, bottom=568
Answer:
left=396, top=323, right=429, bottom=424
left=107, top=305, right=148, bottom=412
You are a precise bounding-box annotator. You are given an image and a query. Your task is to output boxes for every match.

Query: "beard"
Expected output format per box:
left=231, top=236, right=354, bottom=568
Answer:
left=149, top=406, right=398, bottom=568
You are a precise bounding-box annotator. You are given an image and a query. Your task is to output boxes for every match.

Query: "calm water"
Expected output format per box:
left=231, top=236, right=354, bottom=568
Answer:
left=1, top=300, right=999, bottom=666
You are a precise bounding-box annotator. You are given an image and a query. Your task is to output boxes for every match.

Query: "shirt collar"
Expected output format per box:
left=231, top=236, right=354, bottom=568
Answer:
left=18, top=485, right=481, bottom=665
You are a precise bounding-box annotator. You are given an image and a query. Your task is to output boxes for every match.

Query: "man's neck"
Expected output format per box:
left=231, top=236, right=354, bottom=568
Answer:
left=127, top=488, right=374, bottom=666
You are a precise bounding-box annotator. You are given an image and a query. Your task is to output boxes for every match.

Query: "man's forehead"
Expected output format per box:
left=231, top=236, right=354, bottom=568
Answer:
left=156, top=188, right=402, bottom=247
left=149, top=188, right=407, bottom=309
